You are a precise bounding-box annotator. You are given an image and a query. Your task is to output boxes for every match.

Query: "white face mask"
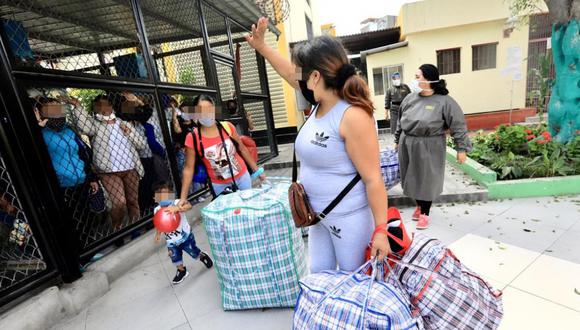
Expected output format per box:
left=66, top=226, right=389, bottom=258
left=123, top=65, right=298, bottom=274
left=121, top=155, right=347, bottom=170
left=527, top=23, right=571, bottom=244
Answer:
left=409, top=79, right=438, bottom=93
left=198, top=117, right=215, bottom=127
left=95, top=113, right=116, bottom=122
left=392, top=79, right=401, bottom=87
left=181, top=113, right=195, bottom=121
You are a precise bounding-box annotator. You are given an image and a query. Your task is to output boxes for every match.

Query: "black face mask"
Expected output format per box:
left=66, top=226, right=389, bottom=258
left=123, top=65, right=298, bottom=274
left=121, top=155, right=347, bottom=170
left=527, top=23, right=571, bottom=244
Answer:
left=45, top=118, right=67, bottom=131
left=298, top=80, right=317, bottom=105
left=117, top=105, right=153, bottom=124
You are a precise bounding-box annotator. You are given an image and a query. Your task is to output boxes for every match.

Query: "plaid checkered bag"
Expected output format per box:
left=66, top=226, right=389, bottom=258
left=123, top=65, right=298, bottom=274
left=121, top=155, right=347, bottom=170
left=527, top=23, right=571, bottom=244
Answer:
left=294, top=260, right=422, bottom=330
left=202, top=179, right=307, bottom=310
left=387, top=233, right=504, bottom=329
left=380, top=149, right=400, bottom=190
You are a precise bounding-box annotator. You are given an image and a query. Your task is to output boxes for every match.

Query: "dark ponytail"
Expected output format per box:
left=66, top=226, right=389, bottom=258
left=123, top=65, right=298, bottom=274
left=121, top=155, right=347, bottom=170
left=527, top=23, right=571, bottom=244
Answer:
left=432, top=79, right=449, bottom=95
left=292, top=36, right=375, bottom=115
left=341, top=74, right=374, bottom=114
left=419, top=64, right=449, bottom=95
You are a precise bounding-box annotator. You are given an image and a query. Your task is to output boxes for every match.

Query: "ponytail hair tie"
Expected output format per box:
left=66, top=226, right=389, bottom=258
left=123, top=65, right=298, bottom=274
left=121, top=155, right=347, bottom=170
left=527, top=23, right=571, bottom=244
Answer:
left=336, top=64, right=356, bottom=88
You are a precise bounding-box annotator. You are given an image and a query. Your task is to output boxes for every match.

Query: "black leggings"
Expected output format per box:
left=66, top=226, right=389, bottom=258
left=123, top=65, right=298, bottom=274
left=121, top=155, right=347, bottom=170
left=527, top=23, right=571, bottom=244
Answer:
left=416, top=199, right=432, bottom=216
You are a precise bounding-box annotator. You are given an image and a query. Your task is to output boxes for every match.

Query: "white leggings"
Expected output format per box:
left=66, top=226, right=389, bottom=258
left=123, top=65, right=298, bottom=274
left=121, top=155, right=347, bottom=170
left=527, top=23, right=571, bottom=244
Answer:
left=308, top=206, right=374, bottom=273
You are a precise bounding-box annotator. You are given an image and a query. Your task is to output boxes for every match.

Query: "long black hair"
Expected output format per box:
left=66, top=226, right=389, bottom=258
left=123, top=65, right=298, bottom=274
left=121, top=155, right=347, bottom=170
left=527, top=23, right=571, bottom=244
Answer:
left=192, top=94, right=215, bottom=107
left=291, top=36, right=374, bottom=114
left=419, top=64, right=449, bottom=95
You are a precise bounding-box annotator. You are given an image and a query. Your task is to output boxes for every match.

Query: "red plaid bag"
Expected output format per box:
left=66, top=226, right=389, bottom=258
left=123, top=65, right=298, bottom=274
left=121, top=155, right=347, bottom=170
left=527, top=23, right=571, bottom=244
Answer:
left=387, top=233, right=503, bottom=330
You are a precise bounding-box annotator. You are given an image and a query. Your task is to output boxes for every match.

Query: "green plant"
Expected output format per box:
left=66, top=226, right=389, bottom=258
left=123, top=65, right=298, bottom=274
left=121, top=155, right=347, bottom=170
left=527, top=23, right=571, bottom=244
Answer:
left=466, top=123, right=580, bottom=180
left=490, top=124, right=528, bottom=153
left=68, top=89, right=105, bottom=113
left=178, top=67, right=196, bottom=103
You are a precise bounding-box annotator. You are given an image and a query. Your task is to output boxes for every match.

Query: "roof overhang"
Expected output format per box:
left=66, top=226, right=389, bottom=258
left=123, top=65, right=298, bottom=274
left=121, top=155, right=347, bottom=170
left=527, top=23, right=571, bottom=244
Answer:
left=360, top=40, right=409, bottom=62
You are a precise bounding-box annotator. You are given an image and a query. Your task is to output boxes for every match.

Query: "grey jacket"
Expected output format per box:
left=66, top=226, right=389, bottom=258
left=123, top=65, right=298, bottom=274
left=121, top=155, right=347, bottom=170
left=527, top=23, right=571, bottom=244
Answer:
left=71, top=107, right=146, bottom=177
left=385, top=85, right=411, bottom=111
left=394, top=93, right=472, bottom=152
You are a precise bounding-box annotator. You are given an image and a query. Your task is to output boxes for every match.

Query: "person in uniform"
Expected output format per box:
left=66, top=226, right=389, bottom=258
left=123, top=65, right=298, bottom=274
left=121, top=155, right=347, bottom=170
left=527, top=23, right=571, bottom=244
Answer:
left=394, top=64, right=471, bottom=229
left=385, top=72, right=411, bottom=133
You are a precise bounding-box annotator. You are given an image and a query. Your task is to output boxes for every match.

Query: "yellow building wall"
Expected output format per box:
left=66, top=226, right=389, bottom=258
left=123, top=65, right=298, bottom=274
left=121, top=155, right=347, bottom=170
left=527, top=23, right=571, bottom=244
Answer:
left=367, top=19, right=530, bottom=116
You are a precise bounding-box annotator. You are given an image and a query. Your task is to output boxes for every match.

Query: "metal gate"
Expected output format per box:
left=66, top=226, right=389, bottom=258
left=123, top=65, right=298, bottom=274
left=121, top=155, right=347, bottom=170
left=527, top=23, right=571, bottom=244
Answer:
left=0, top=0, right=278, bottom=310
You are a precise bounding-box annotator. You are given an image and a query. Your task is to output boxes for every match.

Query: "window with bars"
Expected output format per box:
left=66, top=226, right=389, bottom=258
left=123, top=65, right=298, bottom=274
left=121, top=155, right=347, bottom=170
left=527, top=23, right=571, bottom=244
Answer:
left=372, top=65, right=404, bottom=96
left=373, top=68, right=384, bottom=96
left=437, top=48, right=461, bottom=75
left=472, top=43, right=497, bottom=71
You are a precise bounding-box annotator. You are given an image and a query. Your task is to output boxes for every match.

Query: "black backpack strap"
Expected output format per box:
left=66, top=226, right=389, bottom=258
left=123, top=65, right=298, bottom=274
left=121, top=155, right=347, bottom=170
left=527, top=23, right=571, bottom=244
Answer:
left=191, top=126, right=220, bottom=197
left=216, top=124, right=240, bottom=192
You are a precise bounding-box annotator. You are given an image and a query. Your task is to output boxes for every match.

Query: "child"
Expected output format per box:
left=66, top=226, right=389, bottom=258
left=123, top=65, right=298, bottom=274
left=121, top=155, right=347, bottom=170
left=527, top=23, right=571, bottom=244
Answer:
left=153, top=182, right=213, bottom=284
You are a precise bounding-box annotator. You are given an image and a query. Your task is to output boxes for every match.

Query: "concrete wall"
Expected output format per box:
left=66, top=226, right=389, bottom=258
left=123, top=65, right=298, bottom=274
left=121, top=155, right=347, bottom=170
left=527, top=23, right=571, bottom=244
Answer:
left=285, top=0, right=320, bottom=42
left=367, top=3, right=533, bottom=117
left=400, top=0, right=512, bottom=37
left=267, top=0, right=321, bottom=128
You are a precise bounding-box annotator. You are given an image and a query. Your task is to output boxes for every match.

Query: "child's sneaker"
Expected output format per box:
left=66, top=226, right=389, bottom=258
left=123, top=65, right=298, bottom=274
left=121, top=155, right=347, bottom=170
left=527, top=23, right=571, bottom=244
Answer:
left=199, top=252, right=213, bottom=269
left=416, top=214, right=430, bottom=230
left=412, top=206, right=421, bottom=221
left=172, top=267, right=189, bottom=284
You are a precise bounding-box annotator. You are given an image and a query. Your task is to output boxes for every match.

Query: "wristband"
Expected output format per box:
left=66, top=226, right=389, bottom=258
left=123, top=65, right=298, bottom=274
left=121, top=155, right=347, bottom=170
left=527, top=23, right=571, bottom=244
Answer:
left=251, top=167, right=264, bottom=179
left=371, top=223, right=389, bottom=240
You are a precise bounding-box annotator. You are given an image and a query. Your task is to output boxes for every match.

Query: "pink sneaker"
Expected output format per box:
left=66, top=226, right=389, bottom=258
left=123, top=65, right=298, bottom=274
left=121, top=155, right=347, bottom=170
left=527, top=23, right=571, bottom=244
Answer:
left=416, top=214, right=430, bottom=230
left=412, top=207, right=421, bottom=221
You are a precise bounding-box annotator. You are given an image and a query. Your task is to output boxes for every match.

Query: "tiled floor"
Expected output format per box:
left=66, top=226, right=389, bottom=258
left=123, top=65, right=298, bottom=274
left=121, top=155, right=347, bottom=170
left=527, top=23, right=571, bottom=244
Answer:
left=52, top=196, right=580, bottom=330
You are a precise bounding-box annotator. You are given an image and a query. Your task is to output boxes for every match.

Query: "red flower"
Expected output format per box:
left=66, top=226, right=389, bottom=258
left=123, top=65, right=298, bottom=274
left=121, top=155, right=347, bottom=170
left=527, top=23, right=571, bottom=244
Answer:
left=542, top=131, right=552, bottom=141
left=537, top=139, right=547, bottom=145
left=526, top=135, right=536, bottom=140
left=525, top=129, right=533, bottom=134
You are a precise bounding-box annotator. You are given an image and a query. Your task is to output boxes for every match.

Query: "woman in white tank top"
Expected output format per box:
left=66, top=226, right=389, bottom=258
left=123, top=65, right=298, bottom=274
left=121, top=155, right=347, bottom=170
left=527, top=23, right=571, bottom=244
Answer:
left=246, top=18, right=391, bottom=272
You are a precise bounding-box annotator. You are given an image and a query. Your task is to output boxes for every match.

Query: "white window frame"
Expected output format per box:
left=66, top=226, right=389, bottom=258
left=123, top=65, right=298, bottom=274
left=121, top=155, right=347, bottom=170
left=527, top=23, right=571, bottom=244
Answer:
left=372, top=64, right=404, bottom=96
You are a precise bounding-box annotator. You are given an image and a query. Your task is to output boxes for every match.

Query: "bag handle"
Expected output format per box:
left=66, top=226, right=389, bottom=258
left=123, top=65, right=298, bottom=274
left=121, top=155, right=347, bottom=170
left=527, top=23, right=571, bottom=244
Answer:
left=386, top=253, right=503, bottom=298
left=292, top=106, right=362, bottom=221
left=307, top=258, right=413, bottom=330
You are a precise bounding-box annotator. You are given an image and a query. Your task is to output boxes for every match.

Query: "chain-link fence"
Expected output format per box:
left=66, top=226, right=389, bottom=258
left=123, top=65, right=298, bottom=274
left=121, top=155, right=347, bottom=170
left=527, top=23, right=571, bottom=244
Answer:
left=0, top=0, right=279, bottom=308
left=142, top=0, right=208, bottom=87
left=1, top=0, right=149, bottom=79
left=0, top=152, right=47, bottom=293
left=26, top=87, right=176, bottom=252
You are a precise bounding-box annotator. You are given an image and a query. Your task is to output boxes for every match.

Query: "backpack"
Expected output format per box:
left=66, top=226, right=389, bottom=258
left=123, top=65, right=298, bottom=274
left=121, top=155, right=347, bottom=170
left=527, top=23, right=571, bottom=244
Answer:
left=217, top=121, right=258, bottom=163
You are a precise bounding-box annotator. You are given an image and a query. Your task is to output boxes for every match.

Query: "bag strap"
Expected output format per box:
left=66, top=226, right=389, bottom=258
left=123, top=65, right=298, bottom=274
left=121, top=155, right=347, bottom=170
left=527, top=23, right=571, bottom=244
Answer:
left=216, top=123, right=239, bottom=192
left=293, top=106, right=362, bottom=221
left=190, top=126, right=218, bottom=197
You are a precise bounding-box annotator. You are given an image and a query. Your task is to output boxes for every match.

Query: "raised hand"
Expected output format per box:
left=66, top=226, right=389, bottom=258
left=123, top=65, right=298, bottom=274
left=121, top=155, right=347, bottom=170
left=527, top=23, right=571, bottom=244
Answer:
left=245, top=17, right=269, bottom=51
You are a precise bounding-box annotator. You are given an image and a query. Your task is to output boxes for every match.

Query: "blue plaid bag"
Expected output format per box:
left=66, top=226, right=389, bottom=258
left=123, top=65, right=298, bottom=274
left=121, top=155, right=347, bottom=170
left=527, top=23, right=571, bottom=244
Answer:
left=202, top=179, right=307, bottom=310
left=294, top=260, right=422, bottom=330
left=381, top=148, right=400, bottom=190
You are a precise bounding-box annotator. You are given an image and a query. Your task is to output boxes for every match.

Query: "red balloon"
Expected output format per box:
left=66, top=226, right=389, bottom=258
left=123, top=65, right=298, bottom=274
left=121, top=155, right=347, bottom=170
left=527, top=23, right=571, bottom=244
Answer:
left=153, top=207, right=181, bottom=233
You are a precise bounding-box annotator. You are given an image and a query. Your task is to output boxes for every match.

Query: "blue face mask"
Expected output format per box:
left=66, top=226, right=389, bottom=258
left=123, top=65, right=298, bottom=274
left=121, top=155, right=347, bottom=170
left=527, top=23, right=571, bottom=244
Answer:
left=158, top=200, right=174, bottom=207
left=198, top=117, right=215, bottom=127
